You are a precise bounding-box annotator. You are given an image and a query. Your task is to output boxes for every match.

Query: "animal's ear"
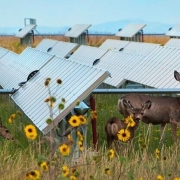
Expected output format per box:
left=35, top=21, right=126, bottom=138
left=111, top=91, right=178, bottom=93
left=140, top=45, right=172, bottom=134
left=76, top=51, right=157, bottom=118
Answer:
left=123, top=99, right=134, bottom=110
left=143, top=100, right=151, bottom=110
left=174, top=70, right=180, bottom=82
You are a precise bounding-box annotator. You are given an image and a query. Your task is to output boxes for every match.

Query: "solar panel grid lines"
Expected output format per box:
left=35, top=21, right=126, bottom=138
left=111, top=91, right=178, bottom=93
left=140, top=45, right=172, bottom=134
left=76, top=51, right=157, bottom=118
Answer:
left=12, top=57, right=109, bottom=134
left=0, top=47, right=9, bottom=58
left=94, top=50, right=144, bottom=87
left=126, top=46, right=163, bottom=81
left=145, top=48, right=179, bottom=87
left=124, top=46, right=164, bottom=85
left=122, top=42, right=160, bottom=56
left=135, top=48, right=172, bottom=86
left=35, top=39, right=59, bottom=51
left=152, top=49, right=180, bottom=88
left=69, top=45, right=108, bottom=66
left=164, top=38, right=180, bottom=49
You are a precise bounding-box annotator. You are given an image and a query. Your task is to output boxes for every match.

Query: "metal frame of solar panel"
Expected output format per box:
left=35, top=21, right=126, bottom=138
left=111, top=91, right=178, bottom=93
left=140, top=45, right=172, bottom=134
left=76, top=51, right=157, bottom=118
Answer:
left=125, top=46, right=180, bottom=88
left=12, top=56, right=109, bottom=134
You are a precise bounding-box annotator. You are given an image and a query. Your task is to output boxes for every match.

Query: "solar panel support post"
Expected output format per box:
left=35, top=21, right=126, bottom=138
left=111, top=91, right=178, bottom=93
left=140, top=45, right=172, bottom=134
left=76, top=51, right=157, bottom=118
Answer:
left=90, top=94, right=98, bottom=151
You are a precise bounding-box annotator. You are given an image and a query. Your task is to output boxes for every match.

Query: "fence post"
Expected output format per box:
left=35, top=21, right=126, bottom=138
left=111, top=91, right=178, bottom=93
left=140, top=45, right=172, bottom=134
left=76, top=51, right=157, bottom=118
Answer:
left=90, top=94, right=98, bottom=150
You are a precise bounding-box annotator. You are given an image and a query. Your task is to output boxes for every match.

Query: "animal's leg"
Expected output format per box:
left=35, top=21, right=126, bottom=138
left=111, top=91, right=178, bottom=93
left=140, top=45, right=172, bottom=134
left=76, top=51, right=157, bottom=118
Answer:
left=107, top=135, right=113, bottom=148
left=159, top=123, right=167, bottom=144
left=170, top=123, right=177, bottom=142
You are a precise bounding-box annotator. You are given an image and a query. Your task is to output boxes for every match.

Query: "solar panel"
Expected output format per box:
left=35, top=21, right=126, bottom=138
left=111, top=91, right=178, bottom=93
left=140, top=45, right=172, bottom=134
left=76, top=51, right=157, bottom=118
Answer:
left=64, top=24, right=91, bottom=38
left=36, top=39, right=79, bottom=57
left=15, top=24, right=36, bottom=38
left=0, top=51, right=19, bottom=88
left=0, top=47, right=54, bottom=89
left=94, top=50, right=144, bottom=87
left=125, top=46, right=180, bottom=88
left=35, top=39, right=59, bottom=52
left=164, top=38, right=180, bottom=48
left=115, top=24, right=146, bottom=38
left=122, top=41, right=160, bottom=56
left=0, top=47, right=9, bottom=58
left=165, top=24, right=180, bottom=37
left=69, top=45, right=108, bottom=66
left=99, top=39, right=130, bottom=51
left=12, top=57, right=109, bottom=134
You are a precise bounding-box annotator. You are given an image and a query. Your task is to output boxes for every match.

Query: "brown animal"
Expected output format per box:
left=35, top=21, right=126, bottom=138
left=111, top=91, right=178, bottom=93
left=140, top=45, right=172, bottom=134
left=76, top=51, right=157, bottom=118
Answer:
left=105, top=117, right=134, bottom=150
left=0, top=118, right=14, bottom=140
left=118, top=93, right=180, bottom=142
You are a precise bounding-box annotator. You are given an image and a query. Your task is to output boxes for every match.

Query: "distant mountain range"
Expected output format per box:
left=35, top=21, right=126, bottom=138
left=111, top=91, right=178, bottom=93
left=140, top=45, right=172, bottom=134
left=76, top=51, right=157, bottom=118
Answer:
left=0, top=19, right=174, bottom=35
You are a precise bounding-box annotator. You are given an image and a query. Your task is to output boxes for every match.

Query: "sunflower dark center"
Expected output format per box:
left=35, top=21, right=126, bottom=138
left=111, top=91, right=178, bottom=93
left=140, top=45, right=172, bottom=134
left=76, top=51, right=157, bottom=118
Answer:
left=72, top=119, right=77, bottom=123
left=28, top=128, right=33, bottom=133
left=122, top=133, right=126, bottom=137
left=62, top=148, right=66, bottom=152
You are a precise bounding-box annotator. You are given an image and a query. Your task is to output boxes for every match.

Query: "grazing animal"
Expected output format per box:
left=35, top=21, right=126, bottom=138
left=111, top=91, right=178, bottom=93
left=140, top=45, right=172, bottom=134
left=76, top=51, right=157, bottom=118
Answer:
left=105, top=117, right=136, bottom=150
left=118, top=93, right=180, bottom=142
left=0, top=118, right=14, bottom=140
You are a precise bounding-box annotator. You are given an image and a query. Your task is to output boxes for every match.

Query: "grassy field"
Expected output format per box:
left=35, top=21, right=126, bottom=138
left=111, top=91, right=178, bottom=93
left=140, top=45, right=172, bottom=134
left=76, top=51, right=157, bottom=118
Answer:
left=0, top=35, right=180, bottom=180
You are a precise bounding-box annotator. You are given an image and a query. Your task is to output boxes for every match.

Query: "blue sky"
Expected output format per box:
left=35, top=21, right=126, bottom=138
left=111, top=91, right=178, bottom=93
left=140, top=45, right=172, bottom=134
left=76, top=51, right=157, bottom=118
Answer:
left=0, top=0, right=180, bottom=27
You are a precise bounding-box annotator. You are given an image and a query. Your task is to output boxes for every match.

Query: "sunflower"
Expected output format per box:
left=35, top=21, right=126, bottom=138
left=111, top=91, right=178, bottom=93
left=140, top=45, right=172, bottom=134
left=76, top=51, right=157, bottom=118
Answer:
left=104, top=168, right=111, bottom=175
left=155, top=148, right=160, bottom=159
left=68, top=115, right=81, bottom=127
left=59, top=144, right=70, bottom=156
left=24, top=125, right=38, bottom=140
left=70, top=175, right=77, bottom=180
left=117, top=129, right=131, bottom=142
left=39, top=161, right=49, bottom=172
left=174, top=178, right=180, bottom=180
left=25, top=170, right=41, bottom=180
left=108, top=149, right=115, bottom=159
left=62, top=165, right=69, bottom=177
left=125, top=115, right=136, bottom=127
left=78, top=115, right=87, bottom=125
left=156, top=175, right=164, bottom=180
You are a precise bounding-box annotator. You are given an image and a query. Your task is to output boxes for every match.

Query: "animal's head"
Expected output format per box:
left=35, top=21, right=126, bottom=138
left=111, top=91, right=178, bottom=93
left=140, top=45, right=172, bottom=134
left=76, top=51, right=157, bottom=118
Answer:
left=0, top=118, right=14, bottom=140
left=122, top=99, right=151, bottom=122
